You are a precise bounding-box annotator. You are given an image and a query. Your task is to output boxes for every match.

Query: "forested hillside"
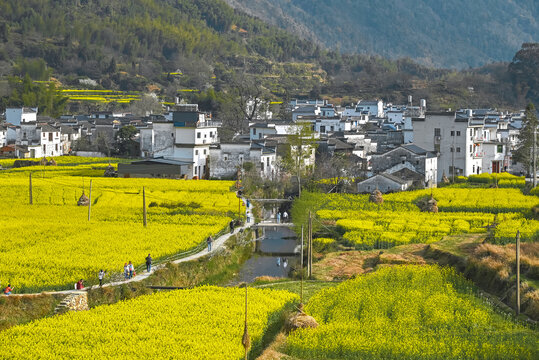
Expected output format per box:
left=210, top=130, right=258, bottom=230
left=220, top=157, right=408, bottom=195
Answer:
left=225, top=0, right=539, bottom=68
left=0, top=0, right=537, bottom=118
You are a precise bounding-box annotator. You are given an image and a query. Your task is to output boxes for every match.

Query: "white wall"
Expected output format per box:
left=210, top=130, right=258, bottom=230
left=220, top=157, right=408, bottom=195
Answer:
left=413, top=113, right=480, bottom=181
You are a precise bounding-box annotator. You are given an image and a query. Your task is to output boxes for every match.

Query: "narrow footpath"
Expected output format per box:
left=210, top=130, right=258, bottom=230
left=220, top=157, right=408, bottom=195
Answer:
left=10, top=199, right=254, bottom=297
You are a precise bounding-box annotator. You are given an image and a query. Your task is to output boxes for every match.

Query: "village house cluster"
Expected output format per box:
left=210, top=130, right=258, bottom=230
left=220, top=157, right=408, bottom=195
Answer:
left=0, top=97, right=527, bottom=192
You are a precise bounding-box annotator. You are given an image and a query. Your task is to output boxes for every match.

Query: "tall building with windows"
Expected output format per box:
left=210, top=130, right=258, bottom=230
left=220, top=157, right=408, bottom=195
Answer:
left=412, top=111, right=483, bottom=181
left=139, top=105, right=220, bottom=179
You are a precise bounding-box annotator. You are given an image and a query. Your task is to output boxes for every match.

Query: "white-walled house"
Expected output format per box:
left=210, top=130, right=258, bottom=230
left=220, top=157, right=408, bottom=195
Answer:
left=370, top=144, right=438, bottom=185
left=250, top=123, right=277, bottom=140
left=6, top=107, right=37, bottom=126
left=209, top=141, right=277, bottom=179
left=292, top=106, right=321, bottom=121
left=139, top=107, right=219, bottom=179
left=246, top=98, right=273, bottom=120
left=482, top=142, right=508, bottom=173
left=0, top=125, right=6, bottom=147
left=356, top=100, right=384, bottom=118
left=15, top=123, right=62, bottom=157
left=37, top=124, right=63, bottom=157
left=249, top=121, right=298, bottom=140
left=386, top=110, right=404, bottom=124
left=412, top=111, right=483, bottom=181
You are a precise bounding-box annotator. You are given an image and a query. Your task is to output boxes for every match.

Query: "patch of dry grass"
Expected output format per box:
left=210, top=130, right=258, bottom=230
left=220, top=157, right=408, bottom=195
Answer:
left=313, top=245, right=428, bottom=281
left=256, top=333, right=293, bottom=360
left=473, top=242, right=539, bottom=282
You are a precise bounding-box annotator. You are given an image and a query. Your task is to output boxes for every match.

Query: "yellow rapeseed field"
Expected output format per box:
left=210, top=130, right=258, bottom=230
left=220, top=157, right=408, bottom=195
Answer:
left=293, top=190, right=539, bottom=248
left=0, top=171, right=242, bottom=292
left=286, top=265, right=539, bottom=359
left=0, top=286, right=298, bottom=359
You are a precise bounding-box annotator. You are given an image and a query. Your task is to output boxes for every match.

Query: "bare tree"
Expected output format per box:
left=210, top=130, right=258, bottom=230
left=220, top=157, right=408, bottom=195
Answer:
left=218, top=72, right=270, bottom=139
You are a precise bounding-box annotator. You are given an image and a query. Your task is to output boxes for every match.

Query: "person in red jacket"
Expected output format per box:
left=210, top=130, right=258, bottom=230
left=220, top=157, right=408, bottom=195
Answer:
left=76, top=279, right=84, bottom=290
left=3, top=284, right=13, bottom=295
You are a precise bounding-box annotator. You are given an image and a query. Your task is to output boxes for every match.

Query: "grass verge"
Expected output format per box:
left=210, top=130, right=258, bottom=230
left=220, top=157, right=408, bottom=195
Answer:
left=0, top=293, right=64, bottom=331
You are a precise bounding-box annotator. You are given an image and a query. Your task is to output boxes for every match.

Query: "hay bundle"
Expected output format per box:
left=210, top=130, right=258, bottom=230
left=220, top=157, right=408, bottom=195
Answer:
left=285, top=311, right=318, bottom=334
left=442, top=171, right=450, bottom=184
left=104, top=164, right=117, bottom=177
left=47, top=158, right=57, bottom=166
left=40, top=157, right=48, bottom=166
left=426, top=195, right=438, bottom=213
left=77, top=192, right=90, bottom=206
left=369, top=189, right=383, bottom=204
left=418, top=195, right=438, bottom=213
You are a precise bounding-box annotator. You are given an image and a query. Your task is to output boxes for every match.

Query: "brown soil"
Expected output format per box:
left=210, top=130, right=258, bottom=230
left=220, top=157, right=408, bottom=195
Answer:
left=313, top=244, right=428, bottom=281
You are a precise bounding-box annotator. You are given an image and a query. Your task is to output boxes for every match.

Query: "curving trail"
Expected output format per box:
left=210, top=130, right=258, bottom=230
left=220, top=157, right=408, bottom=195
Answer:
left=8, top=199, right=254, bottom=297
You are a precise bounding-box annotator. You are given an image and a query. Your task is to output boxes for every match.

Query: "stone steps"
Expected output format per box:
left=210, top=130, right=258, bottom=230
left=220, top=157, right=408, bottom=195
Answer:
left=53, top=291, right=88, bottom=315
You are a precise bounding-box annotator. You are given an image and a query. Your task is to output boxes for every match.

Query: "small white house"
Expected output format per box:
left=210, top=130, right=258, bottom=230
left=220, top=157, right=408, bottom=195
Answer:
left=6, top=107, right=38, bottom=126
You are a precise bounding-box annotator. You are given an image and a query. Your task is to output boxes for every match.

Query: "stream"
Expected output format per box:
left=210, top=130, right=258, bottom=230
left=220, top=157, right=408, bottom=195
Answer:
left=231, top=226, right=300, bottom=284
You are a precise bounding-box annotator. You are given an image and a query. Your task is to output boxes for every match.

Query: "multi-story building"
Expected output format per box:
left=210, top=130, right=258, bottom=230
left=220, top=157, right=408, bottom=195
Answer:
left=139, top=105, right=219, bottom=179
left=412, top=111, right=482, bottom=181
left=209, top=140, right=277, bottom=179
left=15, top=123, right=63, bottom=158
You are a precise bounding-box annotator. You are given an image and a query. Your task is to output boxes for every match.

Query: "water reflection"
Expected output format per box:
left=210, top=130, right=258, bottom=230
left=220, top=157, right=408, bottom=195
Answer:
left=231, top=227, right=299, bottom=284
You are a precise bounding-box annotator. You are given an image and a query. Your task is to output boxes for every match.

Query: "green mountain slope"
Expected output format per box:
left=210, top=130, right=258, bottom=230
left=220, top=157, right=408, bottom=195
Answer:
left=0, top=0, right=319, bottom=86
left=225, top=0, right=539, bottom=68
left=0, top=0, right=537, bottom=115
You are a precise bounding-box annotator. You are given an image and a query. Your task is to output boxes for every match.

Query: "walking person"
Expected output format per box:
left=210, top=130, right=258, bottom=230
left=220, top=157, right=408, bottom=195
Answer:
left=128, top=261, right=134, bottom=279
left=124, top=263, right=129, bottom=280
left=98, top=270, right=105, bottom=287
left=283, top=211, right=288, bottom=223
left=283, top=258, right=288, bottom=270
left=276, top=257, right=281, bottom=267
left=229, top=220, right=235, bottom=234
left=207, top=235, right=213, bottom=252
left=3, top=284, right=13, bottom=295
left=145, top=254, right=152, bottom=273
left=277, top=212, right=281, bottom=224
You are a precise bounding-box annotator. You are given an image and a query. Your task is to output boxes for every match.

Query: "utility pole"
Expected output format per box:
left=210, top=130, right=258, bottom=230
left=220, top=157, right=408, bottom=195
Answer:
left=516, top=231, right=521, bottom=315
left=451, top=134, right=455, bottom=183
left=29, top=173, right=33, bottom=205
left=143, top=186, right=147, bottom=227
left=242, top=285, right=250, bottom=360
left=88, top=180, right=92, bottom=221
left=308, top=211, right=313, bottom=279
left=300, top=225, right=304, bottom=306
left=533, top=126, right=537, bottom=187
